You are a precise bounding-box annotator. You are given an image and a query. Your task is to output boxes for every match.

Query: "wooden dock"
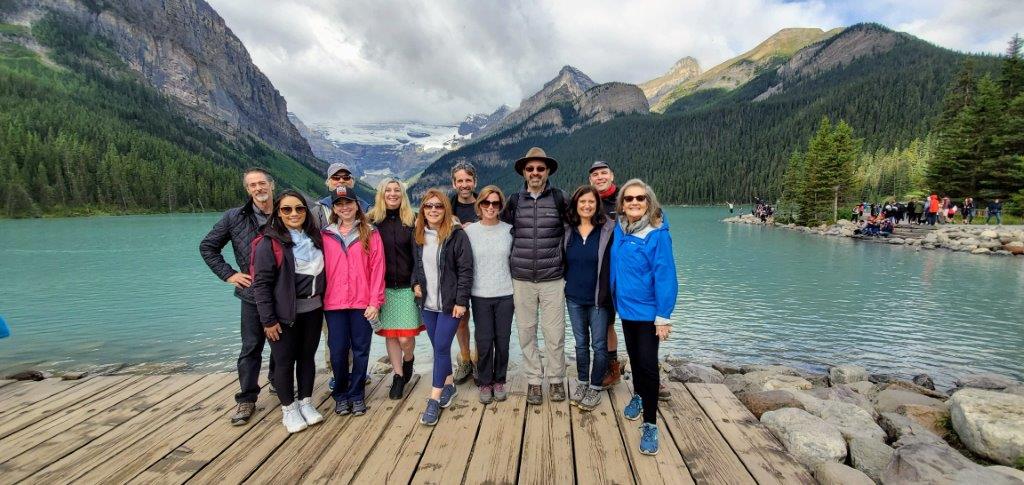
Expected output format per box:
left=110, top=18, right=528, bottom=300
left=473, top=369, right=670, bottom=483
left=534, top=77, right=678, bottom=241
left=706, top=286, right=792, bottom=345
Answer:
left=0, top=371, right=815, bottom=484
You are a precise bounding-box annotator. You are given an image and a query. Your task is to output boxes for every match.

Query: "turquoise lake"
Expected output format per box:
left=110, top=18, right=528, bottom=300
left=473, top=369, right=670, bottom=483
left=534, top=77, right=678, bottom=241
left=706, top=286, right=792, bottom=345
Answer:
left=1, top=207, right=1021, bottom=387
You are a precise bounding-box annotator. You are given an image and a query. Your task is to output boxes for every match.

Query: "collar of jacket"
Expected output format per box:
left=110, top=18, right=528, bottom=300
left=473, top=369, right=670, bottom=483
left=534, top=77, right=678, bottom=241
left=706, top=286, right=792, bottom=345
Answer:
left=518, top=181, right=553, bottom=197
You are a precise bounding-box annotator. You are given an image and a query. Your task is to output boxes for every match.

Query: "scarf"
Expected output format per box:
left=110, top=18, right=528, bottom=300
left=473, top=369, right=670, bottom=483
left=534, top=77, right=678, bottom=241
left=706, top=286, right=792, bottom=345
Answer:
left=598, top=183, right=617, bottom=200
left=620, top=214, right=651, bottom=235
left=289, top=229, right=324, bottom=276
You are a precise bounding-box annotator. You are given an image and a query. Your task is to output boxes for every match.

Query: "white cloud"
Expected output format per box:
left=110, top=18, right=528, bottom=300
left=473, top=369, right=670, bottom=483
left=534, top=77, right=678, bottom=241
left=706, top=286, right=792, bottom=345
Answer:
left=206, top=0, right=1022, bottom=125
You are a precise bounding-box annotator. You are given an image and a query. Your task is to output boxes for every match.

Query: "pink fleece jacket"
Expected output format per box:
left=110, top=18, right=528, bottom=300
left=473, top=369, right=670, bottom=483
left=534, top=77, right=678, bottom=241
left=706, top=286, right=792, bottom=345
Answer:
left=321, top=227, right=386, bottom=311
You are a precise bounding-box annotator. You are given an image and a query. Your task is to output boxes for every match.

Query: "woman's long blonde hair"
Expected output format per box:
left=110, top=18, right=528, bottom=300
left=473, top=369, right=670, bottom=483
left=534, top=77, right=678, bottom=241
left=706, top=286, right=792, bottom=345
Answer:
left=414, top=188, right=455, bottom=245
left=616, top=178, right=664, bottom=227
left=367, top=178, right=415, bottom=227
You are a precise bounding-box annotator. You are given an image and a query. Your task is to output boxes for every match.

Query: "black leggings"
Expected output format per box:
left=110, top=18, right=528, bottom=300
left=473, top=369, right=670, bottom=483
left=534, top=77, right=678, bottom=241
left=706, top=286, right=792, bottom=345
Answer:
left=623, top=320, right=660, bottom=424
left=268, top=308, right=323, bottom=406
left=471, top=295, right=515, bottom=386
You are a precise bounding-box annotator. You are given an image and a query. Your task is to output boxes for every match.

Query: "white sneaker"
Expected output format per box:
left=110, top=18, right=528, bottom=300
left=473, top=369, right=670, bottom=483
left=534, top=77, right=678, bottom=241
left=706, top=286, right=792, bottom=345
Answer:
left=298, top=397, right=323, bottom=425
left=282, top=402, right=308, bottom=433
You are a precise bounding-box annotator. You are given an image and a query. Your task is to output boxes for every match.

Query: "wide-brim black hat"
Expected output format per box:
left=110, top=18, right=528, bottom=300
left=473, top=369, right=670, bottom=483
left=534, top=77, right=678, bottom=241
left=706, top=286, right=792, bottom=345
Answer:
left=514, top=147, right=559, bottom=175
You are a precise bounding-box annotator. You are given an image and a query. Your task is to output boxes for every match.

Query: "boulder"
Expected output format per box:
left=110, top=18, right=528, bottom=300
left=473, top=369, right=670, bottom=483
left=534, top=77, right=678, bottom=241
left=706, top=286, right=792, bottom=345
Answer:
left=880, top=442, right=1018, bottom=484
left=711, top=361, right=742, bottom=375
left=814, top=462, right=874, bottom=485
left=807, top=385, right=879, bottom=419
left=883, top=380, right=948, bottom=400
left=955, top=373, right=1021, bottom=391
left=847, top=381, right=879, bottom=398
left=802, top=372, right=831, bottom=388
left=988, top=465, right=1024, bottom=482
left=738, top=390, right=806, bottom=418
left=740, top=364, right=804, bottom=376
left=981, top=229, right=999, bottom=239
left=817, top=400, right=887, bottom=442
left=912, top=373, right=936, bottom=390
left=726, top=371, right=813, bottom=394
left=874, top=389, right=946, bottom=414
left=7, top=370, right=47, bottom=381
left=61, top=371, right=88, bottom=380
left=668, top=363, right=724, bottom=384
left=1006, top=241, right=1024, bottom=255
left=869, top=373, right=899, bottom=385
left=896, top=403, right=950, bottom=438
left=849, top=436, right=895, bottom=482
left=972, top=247, right=991, bottom=254
left=879, top=412, right=946, bottom=447
left=664, top=354, right=689, bottom=367
left=1003, top=385, right=1024, bottom=397
left=948, top=388, right=1024, bottom=466
left=761, top=408, right=847, bottom=468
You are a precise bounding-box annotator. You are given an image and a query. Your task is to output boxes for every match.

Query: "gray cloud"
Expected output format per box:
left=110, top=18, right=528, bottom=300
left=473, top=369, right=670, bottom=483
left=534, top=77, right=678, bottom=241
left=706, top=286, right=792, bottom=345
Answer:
left=206, top=0, right=1024, bottom=125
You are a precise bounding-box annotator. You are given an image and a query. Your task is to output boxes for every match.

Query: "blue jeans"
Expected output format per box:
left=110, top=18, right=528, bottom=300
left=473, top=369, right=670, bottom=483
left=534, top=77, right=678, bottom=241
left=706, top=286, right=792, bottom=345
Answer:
left=987, top=212, right=1001, bottom=225
left=566, top=300, right=609, bottom=388
left=325, top=309, right=373, bottom=402
left=422, top=310, right=460, bottom=388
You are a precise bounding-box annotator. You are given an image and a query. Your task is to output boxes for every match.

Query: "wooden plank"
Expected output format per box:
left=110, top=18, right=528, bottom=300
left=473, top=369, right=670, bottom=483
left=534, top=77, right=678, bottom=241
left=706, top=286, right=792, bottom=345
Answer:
left=242, top=376, right=386, bottom=483
left=349, top=376, right=437, bottom=485
left=411, top=379, right=487, bottom=484
left=568, top=378, right=635, bottom=485
left=0, top=377, right=82, bottom=405
left=0, top=374, right=203, bottom=485
left=686, top=384, right=815, bottom=485
left=78, top=375, right=244, bottom=484
left=26, top=373, right=235, bottom=484
left=463, top=374, right=528, bottom=485
left=0, top=376, right=160, bottom=456
left=517, top=381, right=574, bottom=485
left=609, top=379, right=694, bottom=485
left=130, top=377, right=281, bottom=485
left=303, top=374, right=422, bottom=484
left=659, top=382, right=755, bottom=485
left=0, top=375, right=134, bottom=439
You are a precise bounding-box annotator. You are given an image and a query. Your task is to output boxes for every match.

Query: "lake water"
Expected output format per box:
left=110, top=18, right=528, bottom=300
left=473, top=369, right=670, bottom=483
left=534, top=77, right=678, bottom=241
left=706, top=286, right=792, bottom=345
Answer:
left=1, top=207, right=1021, bottom=387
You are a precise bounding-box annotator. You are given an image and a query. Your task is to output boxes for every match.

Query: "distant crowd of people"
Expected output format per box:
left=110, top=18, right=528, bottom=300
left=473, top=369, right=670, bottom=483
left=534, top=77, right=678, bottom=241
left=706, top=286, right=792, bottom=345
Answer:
left=199, top=147, right=678, bottom=456
left=852, top=193, right=1005, bottom=236
left=752, top=197, right=774, bottom=222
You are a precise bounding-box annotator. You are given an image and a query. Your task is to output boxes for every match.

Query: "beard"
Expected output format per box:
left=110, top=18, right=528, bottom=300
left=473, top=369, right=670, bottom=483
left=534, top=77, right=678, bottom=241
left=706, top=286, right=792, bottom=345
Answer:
left=253, top=193, right=271, bottom=203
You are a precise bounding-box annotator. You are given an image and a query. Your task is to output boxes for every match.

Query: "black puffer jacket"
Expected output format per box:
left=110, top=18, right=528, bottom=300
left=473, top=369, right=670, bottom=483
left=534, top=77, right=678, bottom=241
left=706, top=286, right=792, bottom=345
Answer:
left=377, top=209, right=416, bottom=289
left=412, top=227, right=474, bottom=314
left=501, top=183, right=567, bottom=282
left=199, top=199, right=267, bottom=303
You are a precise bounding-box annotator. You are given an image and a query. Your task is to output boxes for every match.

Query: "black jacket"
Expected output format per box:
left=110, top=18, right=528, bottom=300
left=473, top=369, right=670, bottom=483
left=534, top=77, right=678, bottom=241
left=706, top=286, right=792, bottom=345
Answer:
left=199, top=199, right=267, bottom=303
left=412, top=227, right=474, bottom=314
left=378, top=209, right=416, bottom=288
left=251, top=235, right=326, bottom=326
left=500, top=183, right=567, bottom=282
left=600, top=186, right=619, bottom=219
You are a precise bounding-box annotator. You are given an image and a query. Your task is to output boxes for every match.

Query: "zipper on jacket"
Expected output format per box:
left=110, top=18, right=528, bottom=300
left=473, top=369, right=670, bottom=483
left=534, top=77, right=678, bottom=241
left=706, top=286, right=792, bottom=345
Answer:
left=532, top=197, right=538, bottom=282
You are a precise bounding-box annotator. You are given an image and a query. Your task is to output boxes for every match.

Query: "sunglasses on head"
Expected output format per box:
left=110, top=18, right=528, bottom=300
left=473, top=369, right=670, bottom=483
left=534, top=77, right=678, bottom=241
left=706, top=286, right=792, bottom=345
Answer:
left=479, top=199, right=502, bottom=209
left=330, top=173, right=352, bottom=181
left=279, top=205, right=307, bottom=215
left=422, top=203, right=444, bottom=211
left=623, top=195, right=647, bottom=203
left=524, top=165, right=547, bottom=173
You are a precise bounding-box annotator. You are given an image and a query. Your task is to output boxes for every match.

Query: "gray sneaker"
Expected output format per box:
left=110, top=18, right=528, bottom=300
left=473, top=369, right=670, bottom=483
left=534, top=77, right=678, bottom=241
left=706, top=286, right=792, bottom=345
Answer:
left=569, top=382, right=587, bottom=406
left=578, top=387, right=602, bottom=411
left=550, top=382, right=566, bottom=402
left=493, top=382, right=508, bottom=401
left=526, top=384, right=543, bottom=405
left=478, top=385, right=493, bottom=404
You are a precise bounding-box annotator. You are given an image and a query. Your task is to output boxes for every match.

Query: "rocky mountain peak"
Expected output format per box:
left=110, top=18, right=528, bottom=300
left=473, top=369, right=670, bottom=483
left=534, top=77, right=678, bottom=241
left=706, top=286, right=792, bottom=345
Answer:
left=549, top=65, right=598, bottom=93
left=640, top=56, right=701, bottom=106
left=475, top=66, right=597, bottom=139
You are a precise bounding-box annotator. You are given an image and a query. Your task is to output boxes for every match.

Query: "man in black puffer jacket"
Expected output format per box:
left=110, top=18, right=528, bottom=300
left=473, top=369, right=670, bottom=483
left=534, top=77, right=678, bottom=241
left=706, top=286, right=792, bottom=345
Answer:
left=199, top=168, right=276, bottom=425
left=501, top=147, right=569, bottom=405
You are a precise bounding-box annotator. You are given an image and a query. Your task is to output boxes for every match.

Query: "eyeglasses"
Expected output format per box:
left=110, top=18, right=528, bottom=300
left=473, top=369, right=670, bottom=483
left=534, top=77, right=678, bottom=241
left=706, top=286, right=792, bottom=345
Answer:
left=279, top=205, right=307, bottom=215
left=330, top=173, right=353, bottom=181
left=422, top=203, right=444, bottom=211
left=623, top=195, right=648, bottom=203
left=479, top=200, right=502, bottom=209
left=524, top=165, right=547, bottom=173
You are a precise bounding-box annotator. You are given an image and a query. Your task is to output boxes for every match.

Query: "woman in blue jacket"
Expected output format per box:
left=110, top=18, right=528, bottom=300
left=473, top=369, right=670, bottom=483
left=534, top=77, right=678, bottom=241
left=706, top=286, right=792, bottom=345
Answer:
left=610, top=178, right=678, bottom=456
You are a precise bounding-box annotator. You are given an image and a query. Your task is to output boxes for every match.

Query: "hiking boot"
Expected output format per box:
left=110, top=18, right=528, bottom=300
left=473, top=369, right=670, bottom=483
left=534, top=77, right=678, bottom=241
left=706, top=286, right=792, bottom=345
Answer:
left=281, top=402, right=308, bottom=433
left=453, top=359, right=473, bottom=384
left=526, top=384, right=543, bottom=405
left=439, top=384, right=458, bottom=408
left=578, top=387, right=602, bottom=411
left=601, top=360, right=622, bottom=389
left=658, top=383, right=671, bottom=401
left=420, top=398, right=441, bottom=426
left=334, top=399, right=351, bottom=416
left=624, top=394, right=643, bottom=421
left=493, top=382, right=508, bottom=401
left=478, top=385, right=493, bottom=404
left=550, top=382, right=566, bottom=402
left=298, top=397, right=323, bottom=425
left=639, top=423, right=660, bottom=455
left=389, top=373, right=406, bottom=400
left=569, top=382, right=587, bottom=406
left=351, top=399, right=367, bottom=416
left=231, top=402, right=255, bottom=425
left=402, top=359, right=415, bottom=384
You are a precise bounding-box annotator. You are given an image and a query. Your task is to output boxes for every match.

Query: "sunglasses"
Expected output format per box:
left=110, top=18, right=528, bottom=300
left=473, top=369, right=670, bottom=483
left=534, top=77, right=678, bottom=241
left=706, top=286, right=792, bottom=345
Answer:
left=330, top=173, right=353, bottom=181
left=479, top=200, right=502, bottom=209
left=524, top=165, right=547, bottom=173
left=623, top=195, right=648, bottom=203
left=279, top=205, right=307, bottom=215
left=422, top=203, right=445, bottom=211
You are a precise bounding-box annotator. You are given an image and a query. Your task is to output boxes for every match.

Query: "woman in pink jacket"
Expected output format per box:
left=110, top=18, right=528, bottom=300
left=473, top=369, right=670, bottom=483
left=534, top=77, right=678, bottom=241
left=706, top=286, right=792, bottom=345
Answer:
left=322, top=186, right=385, bottom=417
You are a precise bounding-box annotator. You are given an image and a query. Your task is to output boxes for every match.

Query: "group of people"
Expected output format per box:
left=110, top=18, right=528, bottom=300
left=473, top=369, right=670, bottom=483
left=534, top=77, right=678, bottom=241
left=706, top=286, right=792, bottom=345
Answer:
left=752, top=197, right=774, bottom=222
left=854, top=194, right=1004, bottom=228
left=200, top=147, right=679, bottom=456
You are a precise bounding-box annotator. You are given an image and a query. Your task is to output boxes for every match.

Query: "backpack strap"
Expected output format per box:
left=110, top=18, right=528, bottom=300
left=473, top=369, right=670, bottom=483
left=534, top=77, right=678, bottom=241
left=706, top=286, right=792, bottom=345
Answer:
left=248, top=235, right=284, bottom=278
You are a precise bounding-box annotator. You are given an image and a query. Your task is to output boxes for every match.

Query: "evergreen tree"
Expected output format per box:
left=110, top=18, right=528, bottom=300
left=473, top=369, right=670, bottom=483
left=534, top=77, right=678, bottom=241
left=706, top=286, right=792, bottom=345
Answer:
left=1000, top=34, right=1024, bottom=99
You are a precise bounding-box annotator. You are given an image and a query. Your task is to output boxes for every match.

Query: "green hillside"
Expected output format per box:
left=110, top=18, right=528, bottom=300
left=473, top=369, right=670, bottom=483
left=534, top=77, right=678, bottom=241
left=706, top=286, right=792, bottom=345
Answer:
left=0, top=12, right=325, bottom=218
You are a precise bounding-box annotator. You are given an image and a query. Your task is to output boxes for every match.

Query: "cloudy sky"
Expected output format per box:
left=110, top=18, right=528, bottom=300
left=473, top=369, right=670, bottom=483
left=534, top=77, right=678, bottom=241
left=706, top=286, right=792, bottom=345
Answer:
left=206, top=0, right=1024, bottom=125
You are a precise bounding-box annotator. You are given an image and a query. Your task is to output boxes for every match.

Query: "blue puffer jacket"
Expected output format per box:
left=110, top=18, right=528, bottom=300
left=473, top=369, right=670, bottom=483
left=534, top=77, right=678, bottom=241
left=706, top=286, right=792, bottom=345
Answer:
left=610, top=215, right=678, bottom=323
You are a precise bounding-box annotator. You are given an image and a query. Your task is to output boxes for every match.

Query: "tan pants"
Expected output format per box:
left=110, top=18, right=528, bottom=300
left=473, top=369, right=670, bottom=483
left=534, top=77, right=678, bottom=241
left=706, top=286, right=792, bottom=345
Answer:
left=513, top=279, right=566, bottom=386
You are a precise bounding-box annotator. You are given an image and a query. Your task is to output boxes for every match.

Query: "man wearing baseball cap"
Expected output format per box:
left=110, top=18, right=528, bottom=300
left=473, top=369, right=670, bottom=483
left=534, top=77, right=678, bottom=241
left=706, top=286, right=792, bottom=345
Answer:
left=317, top=162, right=368, bottom=229
left=587, top=160, right=622, bottom=388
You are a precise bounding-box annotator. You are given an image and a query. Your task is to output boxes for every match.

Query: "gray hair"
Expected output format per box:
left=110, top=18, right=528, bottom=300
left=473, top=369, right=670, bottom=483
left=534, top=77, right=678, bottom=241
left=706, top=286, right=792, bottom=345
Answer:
left=616, top=178, right=663, bottom=227
left=242, top=167, right=274, bottom=186
left=450, top=161, right=477, bottom=180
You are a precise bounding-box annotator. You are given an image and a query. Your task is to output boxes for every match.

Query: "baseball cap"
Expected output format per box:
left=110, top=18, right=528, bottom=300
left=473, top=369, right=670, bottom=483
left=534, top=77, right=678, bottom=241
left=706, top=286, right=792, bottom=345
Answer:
left=329, top=186, right=357, bottom=205
left=589, top=161, right=611, bottom=173
left=326, top=162, right=351, bottom=178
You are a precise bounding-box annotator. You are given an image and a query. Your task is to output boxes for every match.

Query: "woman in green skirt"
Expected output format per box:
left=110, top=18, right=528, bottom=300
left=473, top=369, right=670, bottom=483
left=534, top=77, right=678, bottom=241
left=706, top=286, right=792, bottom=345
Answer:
left=367, top=178, right=424, bottom=399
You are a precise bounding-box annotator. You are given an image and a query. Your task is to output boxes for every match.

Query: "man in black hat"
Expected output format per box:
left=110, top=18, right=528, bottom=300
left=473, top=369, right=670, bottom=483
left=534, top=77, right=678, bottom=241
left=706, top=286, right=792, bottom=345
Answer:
left=501, top=147, right=569, bottom=405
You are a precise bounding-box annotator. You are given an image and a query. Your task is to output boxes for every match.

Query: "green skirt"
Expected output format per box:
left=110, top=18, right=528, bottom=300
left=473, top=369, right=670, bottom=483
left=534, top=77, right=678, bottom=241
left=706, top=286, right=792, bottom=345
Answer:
left=377, top=287, right=424, bottom=337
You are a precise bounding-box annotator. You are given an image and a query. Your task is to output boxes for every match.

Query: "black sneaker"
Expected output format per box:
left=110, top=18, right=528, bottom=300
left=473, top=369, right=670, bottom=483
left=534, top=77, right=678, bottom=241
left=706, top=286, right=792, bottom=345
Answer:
left=334, top=399, right=351, bottom=416
left=389, top=374, right=405, bottom=400
left=351, top=400, right=367, bottom=416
